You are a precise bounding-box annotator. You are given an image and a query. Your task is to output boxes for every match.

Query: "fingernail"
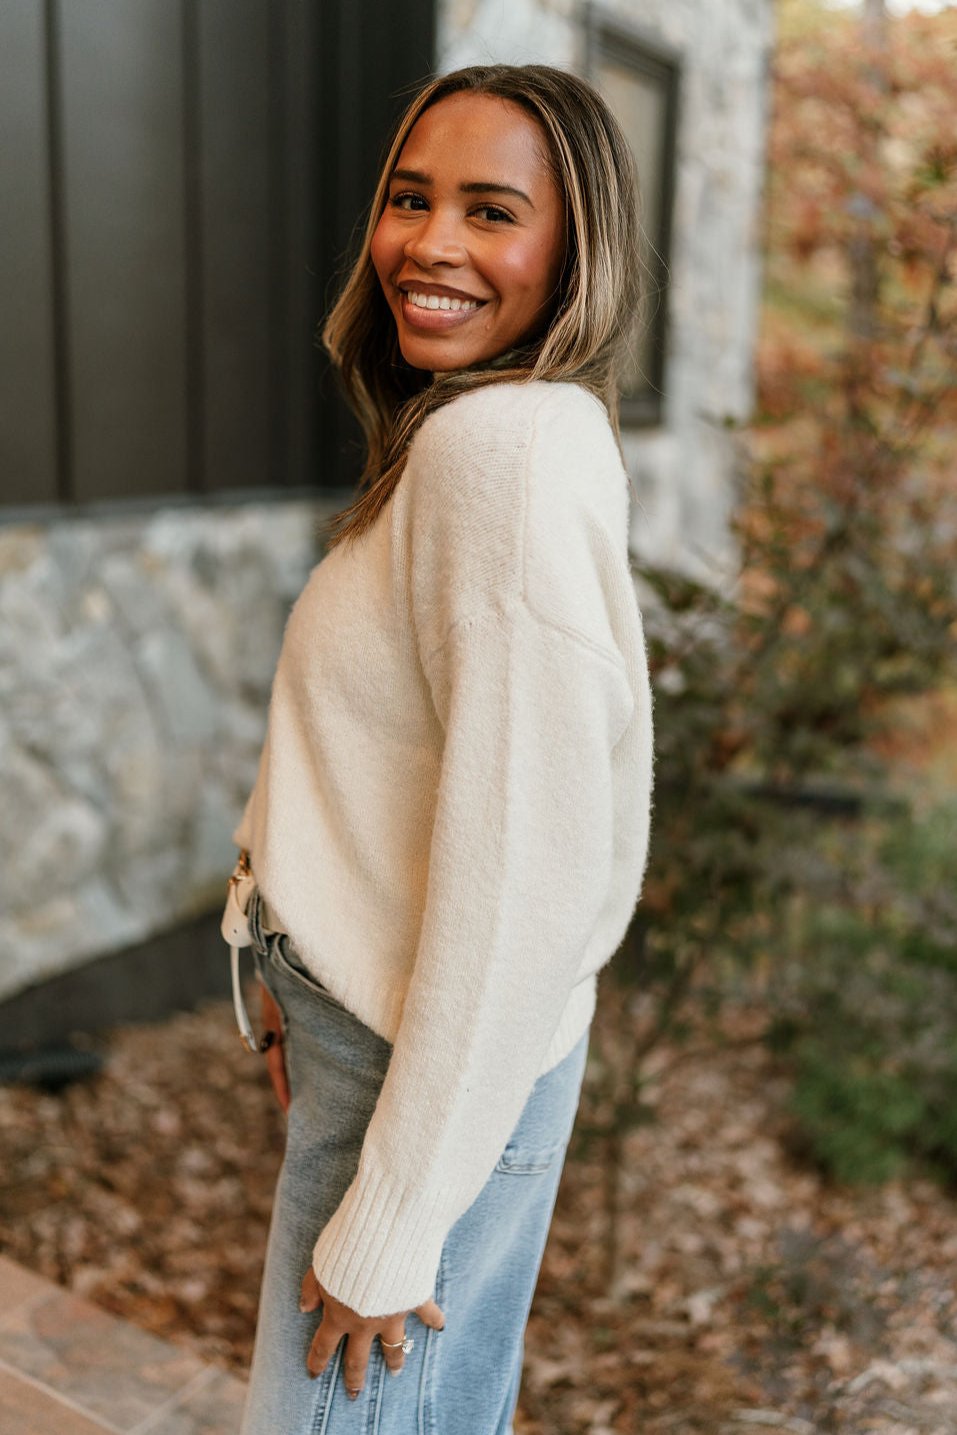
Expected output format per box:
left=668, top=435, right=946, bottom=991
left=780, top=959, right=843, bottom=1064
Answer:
left=299, top=1301, right=309, bottom=1313
left=389, top=1367, right=401, bottom=1378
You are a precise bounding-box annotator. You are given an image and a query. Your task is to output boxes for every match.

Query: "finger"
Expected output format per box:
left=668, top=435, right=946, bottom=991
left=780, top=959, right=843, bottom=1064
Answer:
left=300, top=1267, right=322, bottom=1313
left=265, top=1043, right=291, bottom=1112
left=260, top=980, right=282, bottom=1027
left=307, top=1321, right=342, bottom=1378
left=379, top=1319, right=407, bottom=1376
left=413, top=1298, right=446, bottom=1331
left=341, top=1331, right=373, bottom=1400
left=259, top=986, right=291, bottom=1111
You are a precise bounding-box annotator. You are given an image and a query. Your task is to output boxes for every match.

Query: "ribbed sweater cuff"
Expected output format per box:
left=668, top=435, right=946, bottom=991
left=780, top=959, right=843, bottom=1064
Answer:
left=311, top=1165, right=449, bottom=1318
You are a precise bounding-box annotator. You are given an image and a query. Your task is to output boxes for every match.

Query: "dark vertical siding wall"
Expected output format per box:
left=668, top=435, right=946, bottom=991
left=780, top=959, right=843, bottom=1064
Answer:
left=280, top=0, right=319, bottom=495
left=315, top=0, right=436, bottom=491
left=59, top=0, right=189, bottom=501
left=0, top=0, right=435, bottom=508
left=196, top=0, right=272, bottom=494
left=0, top=0, right=59, bottom=504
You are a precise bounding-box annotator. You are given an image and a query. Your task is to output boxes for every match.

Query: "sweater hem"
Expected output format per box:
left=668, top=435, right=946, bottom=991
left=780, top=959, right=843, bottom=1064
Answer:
left=538, top=974, right=596, bottom=1077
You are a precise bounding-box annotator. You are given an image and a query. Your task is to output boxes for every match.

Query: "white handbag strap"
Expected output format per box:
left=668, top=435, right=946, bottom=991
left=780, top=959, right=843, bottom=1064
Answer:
left=231, top=944, right=260, bottom=1053
left=224, top=848, right=261, bottom=1053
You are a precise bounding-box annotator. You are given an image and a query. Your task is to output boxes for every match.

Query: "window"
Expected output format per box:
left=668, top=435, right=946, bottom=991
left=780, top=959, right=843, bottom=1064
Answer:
left=586, top=8, right=680, bottom=426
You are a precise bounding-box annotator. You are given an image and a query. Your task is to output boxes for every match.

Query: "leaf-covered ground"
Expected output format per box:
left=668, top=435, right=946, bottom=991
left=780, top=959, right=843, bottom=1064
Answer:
left=1, top=984, right=956, bottom=1435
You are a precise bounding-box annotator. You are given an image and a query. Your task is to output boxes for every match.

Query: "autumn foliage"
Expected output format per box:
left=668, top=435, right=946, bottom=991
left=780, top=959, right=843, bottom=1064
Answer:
left=600, top=0, right=957, bottom=1194
left=745, top=0, right=957, bottom=770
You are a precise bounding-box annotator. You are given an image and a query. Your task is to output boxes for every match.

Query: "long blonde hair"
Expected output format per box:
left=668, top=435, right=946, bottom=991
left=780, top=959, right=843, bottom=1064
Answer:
left=321, top=63, right=641, bottom=550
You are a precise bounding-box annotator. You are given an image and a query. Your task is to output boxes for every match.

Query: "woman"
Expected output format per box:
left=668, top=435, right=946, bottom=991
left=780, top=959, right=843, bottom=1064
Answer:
left=230, top=62, right=655, bottom=1435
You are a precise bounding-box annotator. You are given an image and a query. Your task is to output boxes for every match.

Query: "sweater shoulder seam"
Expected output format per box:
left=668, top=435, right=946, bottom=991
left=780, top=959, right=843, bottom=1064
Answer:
left=424, top=597, right=628, bottom=676
left=409, top=380, right=587, bottom=483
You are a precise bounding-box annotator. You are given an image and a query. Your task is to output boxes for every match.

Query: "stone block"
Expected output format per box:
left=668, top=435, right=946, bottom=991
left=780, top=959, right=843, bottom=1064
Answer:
left=0, top=740, right=107, bottom=914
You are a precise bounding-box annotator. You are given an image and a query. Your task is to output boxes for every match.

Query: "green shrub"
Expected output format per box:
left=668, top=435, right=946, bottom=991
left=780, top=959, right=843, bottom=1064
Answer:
left=767, top=797, right=957, bottom=1186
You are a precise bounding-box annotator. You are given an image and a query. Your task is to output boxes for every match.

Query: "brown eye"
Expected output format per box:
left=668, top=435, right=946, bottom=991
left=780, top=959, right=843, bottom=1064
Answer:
left=391, top=192, right=428, bottom=211
left=473, top=205, right=514, bottom=224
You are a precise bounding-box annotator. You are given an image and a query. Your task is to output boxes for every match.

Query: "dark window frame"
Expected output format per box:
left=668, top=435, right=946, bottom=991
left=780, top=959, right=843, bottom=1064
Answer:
left=584, top=6, right=681, bottom=428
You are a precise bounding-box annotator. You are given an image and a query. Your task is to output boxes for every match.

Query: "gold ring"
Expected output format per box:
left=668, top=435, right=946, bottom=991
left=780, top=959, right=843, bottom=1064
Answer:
left=381, top=1334, right=414, bottom=1354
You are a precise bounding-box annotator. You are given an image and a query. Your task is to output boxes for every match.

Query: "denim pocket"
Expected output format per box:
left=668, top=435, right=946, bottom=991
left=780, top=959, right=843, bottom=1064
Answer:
left=492, top=1038, right=588, bottom=1176
left=253, top=943, right=290, bottom=1040
left=267, top=936, right=345, bottom=1012
left=494, top=1136, right=567, bottom=1176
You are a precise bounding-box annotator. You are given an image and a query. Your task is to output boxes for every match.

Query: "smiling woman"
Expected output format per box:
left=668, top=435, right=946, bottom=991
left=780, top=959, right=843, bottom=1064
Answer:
left=371, top=92, right=566, bottom=371
left=232, top=63, right=655, bottom=1435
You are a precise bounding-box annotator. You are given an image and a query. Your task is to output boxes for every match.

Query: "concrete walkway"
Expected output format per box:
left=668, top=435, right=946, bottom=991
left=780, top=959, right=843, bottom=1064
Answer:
left=0, top=1256, right=246, bottom=1434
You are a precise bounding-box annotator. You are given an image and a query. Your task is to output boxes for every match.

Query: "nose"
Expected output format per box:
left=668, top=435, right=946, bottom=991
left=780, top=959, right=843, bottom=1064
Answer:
left=403, top=208, right=465, bottom=269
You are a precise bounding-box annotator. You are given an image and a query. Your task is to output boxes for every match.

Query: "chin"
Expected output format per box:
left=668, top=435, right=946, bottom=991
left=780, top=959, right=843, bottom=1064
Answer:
left=399, top=338, right=472, bottom=372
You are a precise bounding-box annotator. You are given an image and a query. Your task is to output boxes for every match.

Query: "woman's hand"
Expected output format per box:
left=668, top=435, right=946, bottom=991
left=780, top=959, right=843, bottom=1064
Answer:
left=260, top=981, right=290, bottom=1113
left=299, top=1266, right=445, bottom=1397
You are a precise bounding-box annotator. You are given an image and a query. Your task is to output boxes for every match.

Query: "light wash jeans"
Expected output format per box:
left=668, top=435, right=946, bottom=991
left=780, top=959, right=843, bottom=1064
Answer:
left=240, top=887, right=588, bottom=1435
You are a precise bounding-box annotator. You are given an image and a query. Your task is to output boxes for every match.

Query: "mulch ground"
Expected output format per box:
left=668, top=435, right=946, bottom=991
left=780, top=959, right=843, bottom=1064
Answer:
left=2, top=981, right=956, bottom=1435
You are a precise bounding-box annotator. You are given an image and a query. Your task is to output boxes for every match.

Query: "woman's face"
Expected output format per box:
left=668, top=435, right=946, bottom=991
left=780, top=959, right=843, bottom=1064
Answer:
left=371, top=91, right=566, bottom=372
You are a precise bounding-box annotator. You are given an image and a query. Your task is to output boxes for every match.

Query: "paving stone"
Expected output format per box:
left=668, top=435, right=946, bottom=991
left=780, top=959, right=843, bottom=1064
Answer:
left=0, top=1288, right=205, bottom=1433
left=146, top=1368, right=247, bottom=1435
left=0, top=1366, right=116, bottom=1435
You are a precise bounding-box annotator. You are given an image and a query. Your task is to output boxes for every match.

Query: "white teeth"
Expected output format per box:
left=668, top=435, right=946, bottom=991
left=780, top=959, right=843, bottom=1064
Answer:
left=406, top=291, right=479, bottom=313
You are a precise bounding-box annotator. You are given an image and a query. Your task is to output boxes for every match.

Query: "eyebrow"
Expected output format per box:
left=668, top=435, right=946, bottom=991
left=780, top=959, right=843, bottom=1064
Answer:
left=390, top=168, right=534, bottom=208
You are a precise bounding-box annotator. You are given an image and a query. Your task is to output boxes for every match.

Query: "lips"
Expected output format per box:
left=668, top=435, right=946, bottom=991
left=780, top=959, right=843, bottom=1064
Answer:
left=406, top=290, right=479, bottom=313
left=397, top=280, right=485, bottom=303
left=397, top=286, right=488, bottom=332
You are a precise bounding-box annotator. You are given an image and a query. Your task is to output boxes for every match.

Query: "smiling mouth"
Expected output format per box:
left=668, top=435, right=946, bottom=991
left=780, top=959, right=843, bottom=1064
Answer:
left=398, top=288, right=488, bottom=332
left=404, top=290, right=481, bottom=313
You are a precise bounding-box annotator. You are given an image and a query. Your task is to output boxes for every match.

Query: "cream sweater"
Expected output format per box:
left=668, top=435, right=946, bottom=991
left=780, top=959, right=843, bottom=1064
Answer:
left=234, top=380, right=655, bottom=1316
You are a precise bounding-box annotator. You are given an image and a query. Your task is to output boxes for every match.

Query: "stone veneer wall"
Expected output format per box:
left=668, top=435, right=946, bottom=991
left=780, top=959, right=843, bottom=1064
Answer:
left=0, top=504, right=321, bottom=1004
left=441, top=0, right=773, bottom=584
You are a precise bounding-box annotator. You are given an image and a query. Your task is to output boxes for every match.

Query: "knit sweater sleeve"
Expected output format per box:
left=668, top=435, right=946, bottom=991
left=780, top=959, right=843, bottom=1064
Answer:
left=310, top=384, right=641, bottom=1317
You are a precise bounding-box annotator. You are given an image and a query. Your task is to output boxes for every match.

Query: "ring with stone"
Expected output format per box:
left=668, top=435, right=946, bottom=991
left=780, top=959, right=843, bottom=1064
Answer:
left=381, top=1334, right=414, bottom=1354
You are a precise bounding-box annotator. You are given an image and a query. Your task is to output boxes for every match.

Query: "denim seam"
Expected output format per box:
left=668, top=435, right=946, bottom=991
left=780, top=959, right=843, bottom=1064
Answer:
left=368, top=1346, right=386, bottom=1435
left=254, top=948, right=290, bottom=1042
left=313, top=1344, right=344, bottom=1435
left=418, top=1251, right=445, bottom=1435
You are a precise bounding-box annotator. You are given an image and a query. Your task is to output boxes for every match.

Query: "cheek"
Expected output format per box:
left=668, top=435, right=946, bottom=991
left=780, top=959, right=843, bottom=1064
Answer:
left=494, top=238, right=561, bottom=310
left=370, top=219, right=395, bottom=291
